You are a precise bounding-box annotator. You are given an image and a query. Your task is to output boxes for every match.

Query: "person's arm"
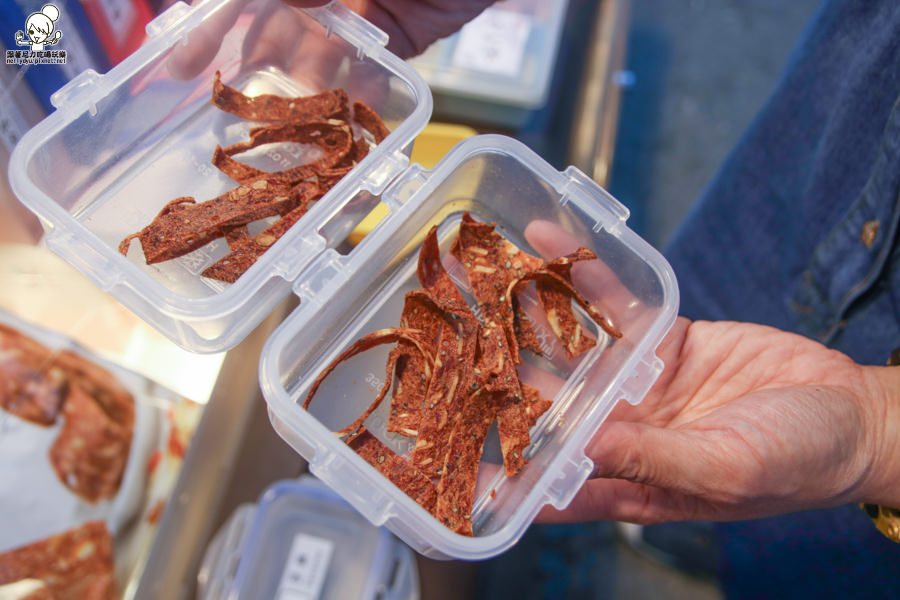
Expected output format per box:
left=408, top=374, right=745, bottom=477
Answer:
left=166, top=0, right=495, bottom=80
left=282, top=0, right=495, bottom=58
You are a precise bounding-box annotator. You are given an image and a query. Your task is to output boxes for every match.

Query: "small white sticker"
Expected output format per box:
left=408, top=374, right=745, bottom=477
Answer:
left=276, top=533, right=334, bottom=600
left=451, top=9, right=532, bottom=77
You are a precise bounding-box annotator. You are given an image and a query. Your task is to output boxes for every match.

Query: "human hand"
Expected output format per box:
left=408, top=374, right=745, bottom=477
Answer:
left=167, top=0, right=495, bottom=82
left=282, top=0, right=495, bottom=58
left=521, top=221, right=900, bottom=525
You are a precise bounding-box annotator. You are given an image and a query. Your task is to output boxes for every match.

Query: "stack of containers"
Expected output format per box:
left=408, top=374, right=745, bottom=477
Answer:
left=198, top=477, right=418, bottom=600
left=8, top=0, right=678, bottom=561
left=407, top=0, right=569, bottom=128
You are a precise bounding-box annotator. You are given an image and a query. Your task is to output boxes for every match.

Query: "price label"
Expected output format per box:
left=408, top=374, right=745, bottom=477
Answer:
left=276, top=533, right=335, bottom=600
left=451, top=8, right=532, bottom=78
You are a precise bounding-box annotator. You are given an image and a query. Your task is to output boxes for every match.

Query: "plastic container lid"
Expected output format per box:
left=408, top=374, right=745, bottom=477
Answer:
left=198, top=476, right=419, bottom=600
left=8, top=0, right=432, bottom=353
left=259, top=134, right=679, bottom=560
left=8, top=0, right=679, bottom=562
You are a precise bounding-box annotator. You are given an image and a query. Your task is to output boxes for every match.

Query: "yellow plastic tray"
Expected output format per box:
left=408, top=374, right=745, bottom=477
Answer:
left=347, top=123, right=478, bottom=245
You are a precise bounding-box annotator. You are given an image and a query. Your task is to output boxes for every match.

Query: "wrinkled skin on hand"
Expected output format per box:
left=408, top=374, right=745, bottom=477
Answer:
left=522, top=220, right=900, bottom=526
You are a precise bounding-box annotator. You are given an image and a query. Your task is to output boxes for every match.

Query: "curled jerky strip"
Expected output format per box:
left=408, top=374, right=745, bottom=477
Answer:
left=512, top=293, right=544, bottom=355
left=450, top=214, right=544, bottom=475
left=211, top=71, right=348, bottom=123
left=433, top=389, right=500, bottom=535
left=387, top=290, right=446, bottom=436
left=301, top=327, right=435, bottom=415
left=521, top=382, right=553, bottom=428
left=509, top=253, right=622, bottom=346
left=347, top=427, right=437, bottom=513
left=353, top=101, right=390, bottom=143
left=411, top=227, right=480, bottom=476
left=118, top=179, right=295, bottom=263
left=0, top=324, right=67, bottom=427
left=201, top=183, right=320, bottom=282
left=451, top=212, right=543, bottom=366
left=51, top=349, right=134, bottom=433
left=212, top=120, right=353, bottom=186
left=50, top=384, right=131, bottom=503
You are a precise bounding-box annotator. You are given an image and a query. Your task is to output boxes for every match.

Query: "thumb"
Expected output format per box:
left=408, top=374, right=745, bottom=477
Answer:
left=586, top=421, right=722, bottom=497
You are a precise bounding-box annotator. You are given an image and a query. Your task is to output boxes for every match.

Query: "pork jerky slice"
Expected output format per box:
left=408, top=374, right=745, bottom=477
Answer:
left=119, top=178, right=296, bottom=264
left=49, top=384, right=131, bottom=503
left=50, top=349, right=134, bottom=432
left=211, top=71, right=348, bottom=123
left=521, top=382, right=553, bottom=428
left=410, top=227, right=480, bottom=476
left=451, top=212, right=544, bottom=366
left=0, top=520, right=115, bottom=600
left=352, top=101, right=390, bottom=143
left=0, top=324, right=66, bottom=426
left=347, top=427, right=437, bottom=513
left=387, top=290, right=445, bottom=436
left=212, top=120, right=353, bottom=186
left=433, top=389, right=499, bottom=536
left=201, top=183, right=321, bottom=283
left=450, top=215, right=543, bottom=475
left=301, top=327, right=435, bottom=414
left=532, top=248, right=622, bottom=356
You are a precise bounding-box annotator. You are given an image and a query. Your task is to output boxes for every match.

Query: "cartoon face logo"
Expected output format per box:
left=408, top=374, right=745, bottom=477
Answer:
left=15, top=4, right=63, bottom=52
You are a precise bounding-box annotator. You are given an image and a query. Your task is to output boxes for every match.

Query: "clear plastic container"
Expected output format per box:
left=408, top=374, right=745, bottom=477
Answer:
left=8, top=0, right=431, bottom=353
left=259, top=134, right=679, bottom=560
left=407, top=0, right=568, bottom=128
left=197, top=476, right=419, bottom=600
left=8, top=0, right=679, bottom=562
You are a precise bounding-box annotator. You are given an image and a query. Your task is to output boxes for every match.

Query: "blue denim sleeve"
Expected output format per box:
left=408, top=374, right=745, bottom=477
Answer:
left=663, top=0, right=900, bottom=596
left=665, top=0, right=900, bottom=366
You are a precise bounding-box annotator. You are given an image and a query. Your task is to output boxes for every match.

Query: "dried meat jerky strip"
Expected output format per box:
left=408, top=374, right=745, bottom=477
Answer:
left=334, top=346, right=405, bottom=438
left=387, top=290, right=445, bottom=436
left=450, top=214, right=542, bottom=474
left=211, top=71, right=348, bottom=123
left=509, top=256, right=622, bottom=345
left=50, top=349, right=134, bottom=432
left=0, top=521, right=115, bottom=600
left=119, top=178, right=297, bottom=264
left=212, top=120, right=353, bottom=186
left=353, top=101, right=390, bottom=143
left=451, top=212, right=543, bottom=366
left=201, top=183, right=320, bottom=282
left=411, top=228, right=480, bottom=476
left=537, top=281, right=597, bottom=358
left=0, top=324, right=66, bottom=426
left=532, top=249, right=622, bottom=357
left=512, top=293, right=544, bottom=355
left=49, top=384, right=131, bottom=503
left=210, top=146, right=267, bottom=184
left=301, top=328, right=435, bottom=412
left=347, top=427, right=437, bottom=513
left=417, top=226, right=480, bottom=323
left=521, top=382, right=553, bottom=428
left=494, top=390, right=532, bottom=476
left=536, top=250, right=601, bottom=358
left=433, top=390, right=499, bottom=536
left=223, top=224, right=251, bottom=249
